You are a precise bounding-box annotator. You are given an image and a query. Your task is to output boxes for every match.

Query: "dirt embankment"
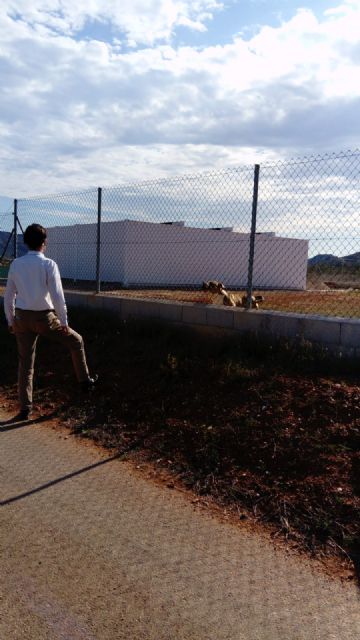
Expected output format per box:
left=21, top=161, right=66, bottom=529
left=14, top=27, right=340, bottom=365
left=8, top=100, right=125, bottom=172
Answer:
left=1, top=309, right=359, bottom=581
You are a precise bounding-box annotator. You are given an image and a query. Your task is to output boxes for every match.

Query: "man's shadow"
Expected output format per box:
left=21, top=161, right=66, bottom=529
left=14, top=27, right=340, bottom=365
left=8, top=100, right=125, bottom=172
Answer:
left=0, top=412, right=58, bottom=431
left=349, top=456, right=360, bottom=592
left=1, top=453, right=122, bottom=506
left=349, top=542, right=360, bottom=593
left=1, top=424, right=145, bottom=506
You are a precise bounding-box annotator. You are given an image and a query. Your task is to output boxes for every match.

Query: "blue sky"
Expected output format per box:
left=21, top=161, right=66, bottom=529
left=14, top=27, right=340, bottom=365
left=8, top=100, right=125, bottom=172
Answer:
left=78, top=1, right=341, bottom=48
left=0, top=0, right=359, bottom=202
left=161, top=0, right=342, bottom=47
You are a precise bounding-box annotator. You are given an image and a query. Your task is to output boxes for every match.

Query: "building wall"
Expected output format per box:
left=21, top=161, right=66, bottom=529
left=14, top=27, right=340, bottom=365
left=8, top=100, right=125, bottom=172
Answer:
left=46, top=219, right=309, bottom=289
left=47, top=222, right=126, bottom=282
left=252, top=237, right=309, bottom=289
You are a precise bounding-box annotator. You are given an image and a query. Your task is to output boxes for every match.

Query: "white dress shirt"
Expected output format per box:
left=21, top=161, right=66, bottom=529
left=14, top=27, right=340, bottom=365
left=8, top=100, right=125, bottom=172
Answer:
left=4, top=251, right=68, bottom=326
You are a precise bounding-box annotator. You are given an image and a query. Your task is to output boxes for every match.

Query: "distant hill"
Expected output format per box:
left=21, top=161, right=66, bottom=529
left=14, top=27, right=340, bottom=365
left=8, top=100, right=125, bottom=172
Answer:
left=308, top=254, right=343, bottom=267
left=0, top=231, right=26, bottom=259
left=308, top=253, right=360, bottom=267
left=342, top=252, right=360, bottom=264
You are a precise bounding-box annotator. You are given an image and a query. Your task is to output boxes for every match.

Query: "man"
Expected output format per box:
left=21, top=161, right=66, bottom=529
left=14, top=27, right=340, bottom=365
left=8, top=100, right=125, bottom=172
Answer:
left=4, top=223, right=97, bottom=421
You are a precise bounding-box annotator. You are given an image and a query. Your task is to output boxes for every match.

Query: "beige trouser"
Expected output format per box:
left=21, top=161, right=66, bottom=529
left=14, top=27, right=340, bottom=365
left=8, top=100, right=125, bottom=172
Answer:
left=13, top=309, right=89, bottom=411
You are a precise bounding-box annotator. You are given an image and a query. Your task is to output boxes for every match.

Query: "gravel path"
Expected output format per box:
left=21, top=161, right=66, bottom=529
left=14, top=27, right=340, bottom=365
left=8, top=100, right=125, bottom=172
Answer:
left=1, top=410, right=359, bottom=640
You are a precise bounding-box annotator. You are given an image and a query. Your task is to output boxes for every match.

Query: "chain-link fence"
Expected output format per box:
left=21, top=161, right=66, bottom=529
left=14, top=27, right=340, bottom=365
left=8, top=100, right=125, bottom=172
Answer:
left=0, top=205, right=17, bottom=275
left=2, top=149, right=360, bottom=318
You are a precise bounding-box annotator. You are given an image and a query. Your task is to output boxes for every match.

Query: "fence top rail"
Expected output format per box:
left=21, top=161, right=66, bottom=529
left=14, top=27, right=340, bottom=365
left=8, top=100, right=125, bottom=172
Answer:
left=17, top=186, right=100, bottom=203
left=16, top=167, right=254, bottom=204
left=261, top=148, right=360, bottom=169
left=13, top=147, right=360, bottom=204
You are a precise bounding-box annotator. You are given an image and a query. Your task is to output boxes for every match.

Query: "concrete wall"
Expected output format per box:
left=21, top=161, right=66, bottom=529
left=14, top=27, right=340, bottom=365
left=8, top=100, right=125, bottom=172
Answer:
left=46, top=220, right=309, bottom=290
left=2, top=289, right=360, bottom=357
left=61, top=291, right=360, bottom=358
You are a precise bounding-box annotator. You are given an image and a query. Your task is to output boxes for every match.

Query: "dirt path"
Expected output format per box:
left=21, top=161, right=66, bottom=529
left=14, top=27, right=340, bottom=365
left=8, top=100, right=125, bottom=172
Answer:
left=1, top=410, right=359, bottom=640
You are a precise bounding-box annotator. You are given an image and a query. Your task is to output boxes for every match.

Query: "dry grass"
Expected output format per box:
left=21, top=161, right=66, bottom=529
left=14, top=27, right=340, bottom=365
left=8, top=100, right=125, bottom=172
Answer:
left=95, top=287, right=360, bottom=319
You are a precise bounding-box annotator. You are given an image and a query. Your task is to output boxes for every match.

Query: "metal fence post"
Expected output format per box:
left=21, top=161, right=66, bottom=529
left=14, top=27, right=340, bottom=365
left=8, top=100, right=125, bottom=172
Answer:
left=96, top=187, right=102, bottom=293
left=13, top=199, right=18, bottom=259
left=246, top=164, right=260, bottom=309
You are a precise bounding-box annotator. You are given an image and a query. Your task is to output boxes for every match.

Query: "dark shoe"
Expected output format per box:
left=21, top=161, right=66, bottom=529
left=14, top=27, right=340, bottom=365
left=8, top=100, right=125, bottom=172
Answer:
left=17, top=409, right=32, bottom=421
left=80, top=375, right=98, bottom=391
left=1, top=409, right=32, bottom=425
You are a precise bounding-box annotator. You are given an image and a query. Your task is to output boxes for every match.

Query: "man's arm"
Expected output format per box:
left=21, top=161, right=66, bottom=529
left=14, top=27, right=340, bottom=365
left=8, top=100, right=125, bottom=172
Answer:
left=4, top=267, right=17, bottom=329
left=46, top=261, right=69, bottom=329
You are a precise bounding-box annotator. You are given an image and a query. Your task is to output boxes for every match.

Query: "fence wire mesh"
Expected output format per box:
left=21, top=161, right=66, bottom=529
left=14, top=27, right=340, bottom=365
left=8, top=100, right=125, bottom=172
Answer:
left=2, top=149, right=360, bottom=319
left=257, top=151, right=360, bottom=318
left=100, top=166, right=254, bottom=298
left=0, top=206, right=16, bottom=266
left=14, top=189, right=99, bottom=283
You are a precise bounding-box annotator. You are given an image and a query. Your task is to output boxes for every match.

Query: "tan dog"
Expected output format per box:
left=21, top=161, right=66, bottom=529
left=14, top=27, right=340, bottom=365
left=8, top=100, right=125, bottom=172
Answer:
left=202, top=281, right=264, bottom=309
left=223, top=292, right=264, bottom=309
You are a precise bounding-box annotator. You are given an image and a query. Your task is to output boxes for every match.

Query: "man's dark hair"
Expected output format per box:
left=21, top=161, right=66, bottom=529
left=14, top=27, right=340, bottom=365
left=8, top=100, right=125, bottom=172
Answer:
left=24, top=224, right=47, bottom=250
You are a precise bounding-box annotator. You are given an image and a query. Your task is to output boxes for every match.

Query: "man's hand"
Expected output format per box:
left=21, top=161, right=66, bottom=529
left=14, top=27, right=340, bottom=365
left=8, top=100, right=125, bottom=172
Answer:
left=8, top=324, right=14, bottom=334
left=60, top=325, right=71, bottom=335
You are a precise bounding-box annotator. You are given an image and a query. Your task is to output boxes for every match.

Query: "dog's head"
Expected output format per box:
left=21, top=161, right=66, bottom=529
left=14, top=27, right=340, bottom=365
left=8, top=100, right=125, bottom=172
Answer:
left=202, top=280, right=225, bottom=294
left=238, top=294, right=264, bottom=309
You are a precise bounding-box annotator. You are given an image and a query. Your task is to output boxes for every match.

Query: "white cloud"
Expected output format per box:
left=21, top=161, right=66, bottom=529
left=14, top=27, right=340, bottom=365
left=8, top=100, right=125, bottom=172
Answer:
left=2, top=0, right=223, bottom=43
left=0, top=1, right=360, bottom=196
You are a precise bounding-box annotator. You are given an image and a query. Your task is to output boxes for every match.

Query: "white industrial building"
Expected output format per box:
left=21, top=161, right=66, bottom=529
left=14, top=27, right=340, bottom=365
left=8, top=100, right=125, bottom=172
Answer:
left=46, top=219, right=309, bottom=289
